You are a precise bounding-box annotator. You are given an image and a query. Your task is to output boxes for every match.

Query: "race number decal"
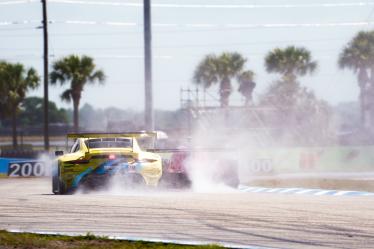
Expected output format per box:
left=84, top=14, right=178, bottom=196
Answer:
left=8, top=162, right=46, bottom=177
left=249, top=159, right=273, bottom=173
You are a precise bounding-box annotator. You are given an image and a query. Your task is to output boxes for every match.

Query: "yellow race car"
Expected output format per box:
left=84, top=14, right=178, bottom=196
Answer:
left=52, top=132, right=162, bottom=194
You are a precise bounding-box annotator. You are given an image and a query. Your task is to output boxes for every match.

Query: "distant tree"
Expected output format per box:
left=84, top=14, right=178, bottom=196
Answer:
left=50, top=55, right=105, bottom=132
left=338, top=31, right=374, bottom=128
left=0, top=61, right=40, bottom=148
left=260, top=80, right=331, bottom=146
left=18, top=97, right=68, bottom=126
left=237, top=70, right=256, bottom=106
left=79, top=103, right=106, bottom=130
left=261, top=47, right=331, bottom=145
left=193, top=52, right=247, bottom=107
left=265, top=46, right=317, bottom=84
left=263, top=46, right=317, bottom=107
left=0, top=63, right=7, bottom=121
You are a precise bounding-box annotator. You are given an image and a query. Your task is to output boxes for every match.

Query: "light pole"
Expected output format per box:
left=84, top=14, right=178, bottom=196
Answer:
left=42, top=0, right=49, bottom=150
left=144, top=0, right=154, bottom=130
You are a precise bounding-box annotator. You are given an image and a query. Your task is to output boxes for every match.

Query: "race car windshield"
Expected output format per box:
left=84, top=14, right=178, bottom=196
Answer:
left=85, top=138, right=132, bottom=149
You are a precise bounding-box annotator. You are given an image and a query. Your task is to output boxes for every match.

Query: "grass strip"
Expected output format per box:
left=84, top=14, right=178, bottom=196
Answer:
left=247, top=178, right=374, bottom=192
left=0, top=230, right=222, bottom=249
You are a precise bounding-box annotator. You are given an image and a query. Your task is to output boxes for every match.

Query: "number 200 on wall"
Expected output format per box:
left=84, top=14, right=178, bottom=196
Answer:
left=8, top=162, right=46, bottom=177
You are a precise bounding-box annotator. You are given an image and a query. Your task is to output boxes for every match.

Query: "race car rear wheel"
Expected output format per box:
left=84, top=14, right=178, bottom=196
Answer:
left=223, top=171, right=240, bottom=188
left=218, top=159, right=240, bottom=188
left=160, top=172, right=191, bottom=188
left=52, top=175, right=67, bottom=195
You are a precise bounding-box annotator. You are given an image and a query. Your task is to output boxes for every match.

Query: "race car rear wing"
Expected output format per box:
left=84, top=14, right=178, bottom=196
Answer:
left=149, top=148, right=236, bottom=153
left=67, top=131, right=157, bottom=139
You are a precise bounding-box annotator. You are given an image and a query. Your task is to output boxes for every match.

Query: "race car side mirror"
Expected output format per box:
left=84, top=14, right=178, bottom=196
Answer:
left=55, top=151, right=64, bottom=156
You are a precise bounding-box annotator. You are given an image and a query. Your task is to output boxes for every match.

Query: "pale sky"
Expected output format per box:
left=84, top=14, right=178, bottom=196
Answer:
left=0, top=0, right=373, bottom=111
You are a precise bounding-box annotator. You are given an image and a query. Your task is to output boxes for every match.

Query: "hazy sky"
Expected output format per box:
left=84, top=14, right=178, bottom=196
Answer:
left=1, top=0, right=373, bottom=111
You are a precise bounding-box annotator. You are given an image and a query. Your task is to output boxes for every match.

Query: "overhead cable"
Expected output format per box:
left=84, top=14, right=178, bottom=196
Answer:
left=1, top=20, right=373, bottom=29
left=1, top=0, right=374, bottom=8
left=45, top=0, right=374, bottom=8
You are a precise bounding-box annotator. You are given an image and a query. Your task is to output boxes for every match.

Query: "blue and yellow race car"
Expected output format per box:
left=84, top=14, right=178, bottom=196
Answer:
left=52, top=132, right=162, bottom=194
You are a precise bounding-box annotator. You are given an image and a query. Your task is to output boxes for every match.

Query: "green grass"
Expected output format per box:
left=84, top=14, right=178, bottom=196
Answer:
left=247, top=178, right=374, bottom=192
left=0, top=230, right=222, bottom=249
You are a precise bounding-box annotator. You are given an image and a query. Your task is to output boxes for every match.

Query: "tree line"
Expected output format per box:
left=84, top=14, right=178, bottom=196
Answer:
left=0, top=55, right=104, bottom=148
left=193, top=31, right=374, bottom=135
left=1, top=30, right=373, bottom=148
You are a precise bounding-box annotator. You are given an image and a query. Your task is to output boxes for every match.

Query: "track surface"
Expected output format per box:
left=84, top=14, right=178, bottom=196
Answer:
left=0, top=178, right=374, bottom=249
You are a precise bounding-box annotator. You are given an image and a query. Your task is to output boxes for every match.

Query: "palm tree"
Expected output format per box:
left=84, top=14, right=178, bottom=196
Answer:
left=193, top=52, right=246, bottom=107
left=50, top=55, right=105, bottom=132
left=0, top=61, right=40, bottom=148
left=338, top=31, right=374, bottom=127
left=0, top=62, right=7, bottom=119
left=265, top=46, right=317, bottom=84
left=237, top=70, right=256, bottom=106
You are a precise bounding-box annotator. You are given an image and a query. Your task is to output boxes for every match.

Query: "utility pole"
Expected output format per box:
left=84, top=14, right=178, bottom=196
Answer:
left=144, top=0, right=154, bottom=130
left=42, top=0, right=49, bottom=151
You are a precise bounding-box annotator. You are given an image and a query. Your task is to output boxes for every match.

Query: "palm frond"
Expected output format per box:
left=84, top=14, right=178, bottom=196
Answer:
left=338, top=31, right=374, bottom=73
left=50, top=54, right=105, bottom=108
left=25, top=68, right=40, bottom=89
left=265, top=46, right=317, bottom=78
left=89, top=69, right=105, bottom=84
left=60, top=89, right=72, bottom=103
left=0, top=62, right=41, bottom=117
left=237, top=70, right=256, bottom=96
left=193, top=54, right=219, bottom=88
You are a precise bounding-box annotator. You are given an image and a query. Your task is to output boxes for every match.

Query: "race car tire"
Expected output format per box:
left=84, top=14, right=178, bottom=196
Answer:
left=160, top=172, right=191, bottom=188
left=52, top=175, right=67, bottom=195
left=123, top=174, right=146, bottom=187
left=219, top=159, right=240, bottom=188
left=52, top=163, right=67, bottom=195
left=223, top=171, right=240, bottom=188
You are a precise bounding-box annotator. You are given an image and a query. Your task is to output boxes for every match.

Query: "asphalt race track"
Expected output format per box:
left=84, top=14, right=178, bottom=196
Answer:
left=0, top=178, right=374, bottom=249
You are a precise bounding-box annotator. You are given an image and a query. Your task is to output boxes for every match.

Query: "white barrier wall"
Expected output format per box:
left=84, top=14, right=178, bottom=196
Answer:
left=0, top=158, right=49, bottom=177
left=239, top=146, right=374, bottom=179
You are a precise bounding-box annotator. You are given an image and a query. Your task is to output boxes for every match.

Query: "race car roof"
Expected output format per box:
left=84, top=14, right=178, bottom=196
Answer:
left=67, top=131, right=157, bottom=139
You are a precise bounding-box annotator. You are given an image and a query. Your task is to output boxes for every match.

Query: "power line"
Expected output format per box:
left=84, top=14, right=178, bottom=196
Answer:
left=0, top=20, right=41, bottom=26
left=1, top=0, right=374, bottom=8
left=0, top=54, right=172, bottom=59
left=0, top=46, right=340, bottom=61
left=1, top=20, right=374, bottom=29
left=0, top=37, right=351, bottom=51
left=0, top=0, right=35, bottom=5
left=0, top=26, right=38, bottom=31
left=29, top=0, right=374, bottom=9
left=62, top=20, right=136, bottom=26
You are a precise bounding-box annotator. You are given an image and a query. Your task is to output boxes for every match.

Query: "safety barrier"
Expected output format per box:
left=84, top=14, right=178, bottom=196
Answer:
left=0, top=149, right=42, bottom=159
left=0, top=158, right=47, bottom=177
left=240, top=146, right=374, bottom=176
left=2, top=146, right=374, bottom=178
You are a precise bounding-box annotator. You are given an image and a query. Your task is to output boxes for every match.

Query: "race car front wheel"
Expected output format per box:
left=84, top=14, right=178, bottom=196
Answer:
left=52, top=163, right=67, bottom=195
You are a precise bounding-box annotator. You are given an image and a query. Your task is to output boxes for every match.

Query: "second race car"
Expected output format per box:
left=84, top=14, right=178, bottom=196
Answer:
left=159, top=149, right=240, bottom=188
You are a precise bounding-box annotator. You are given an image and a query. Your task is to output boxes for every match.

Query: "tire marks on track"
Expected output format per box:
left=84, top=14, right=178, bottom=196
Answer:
left=239, top=185, right=374, bottom=196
